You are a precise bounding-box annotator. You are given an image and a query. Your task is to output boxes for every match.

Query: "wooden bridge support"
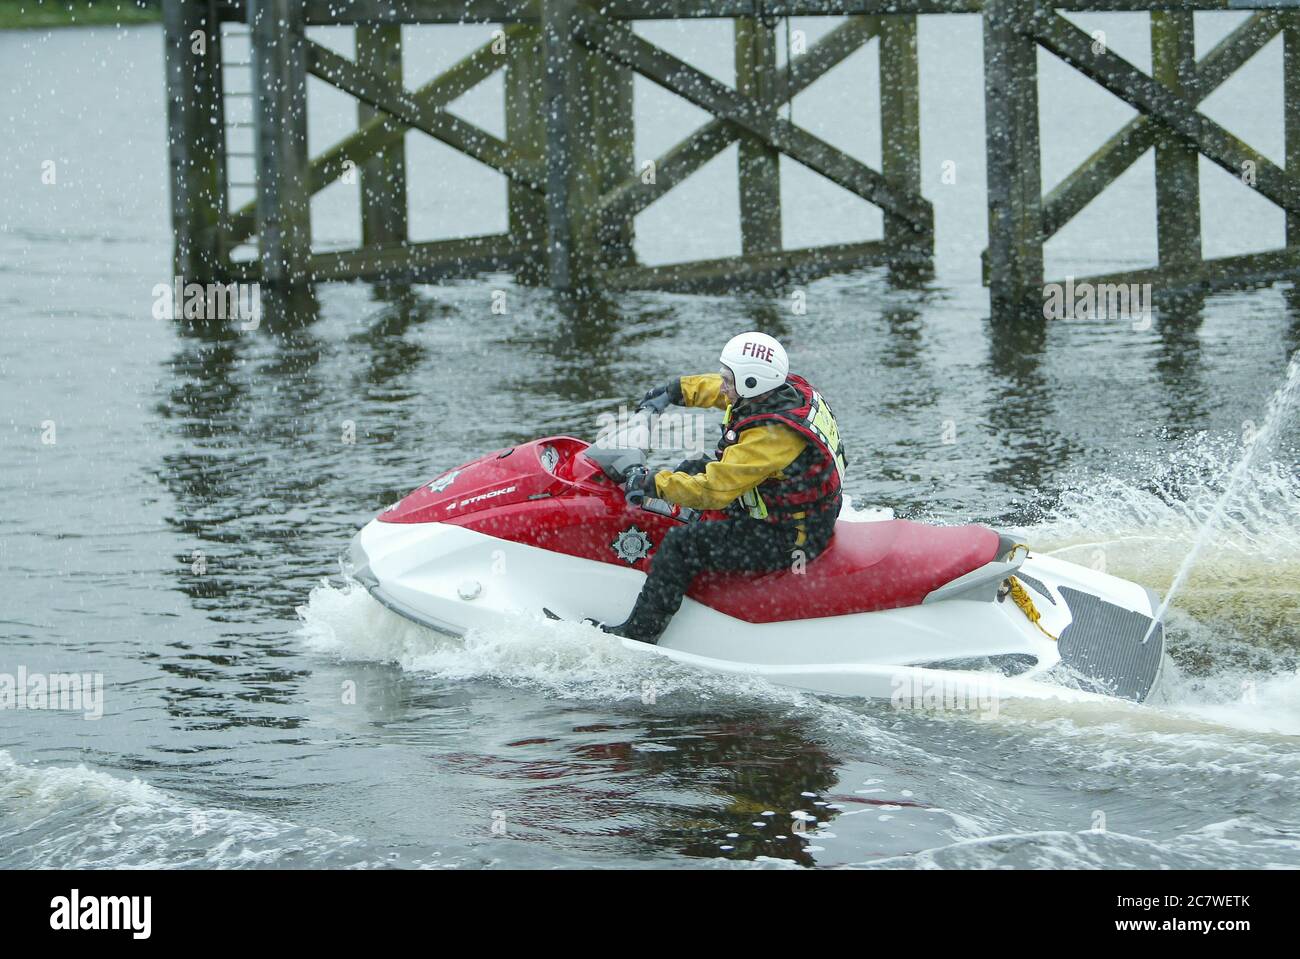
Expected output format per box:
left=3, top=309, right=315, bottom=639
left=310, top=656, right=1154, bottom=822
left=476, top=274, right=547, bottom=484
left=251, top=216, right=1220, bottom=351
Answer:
left=983, top=0, right=1043, bottom=315
left=164, top=0, right=227, bottom=278
left=1151, top=11, right=1202, bottom=271
left=164, top=1, right=1299, bottom=317
left=735, top=17, right=783, bottom=256
left=541, top=2, right=637, bottom=292
left=506, top=25, right=548, bottom=284
left=541, top=0, right=580, bottom=291
left=356, top=24, right=409, bottom=250
left=583, top=31, right=638, bottom=271
left=575, top=7, right=933, bottom=291
left=880, top=15, right=924, bottom=275
left=982, top=2, right=1300, bottom=317
left=250, top=0, right=312, bottom=291
left=170, top=1, right=931, bottom=300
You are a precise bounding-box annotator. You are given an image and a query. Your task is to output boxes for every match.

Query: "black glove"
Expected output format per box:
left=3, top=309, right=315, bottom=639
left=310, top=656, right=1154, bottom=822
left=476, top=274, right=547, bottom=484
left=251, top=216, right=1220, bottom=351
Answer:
left=623, top=465, right=655, bottom=505
left=636, top=384, right=675, bottom=415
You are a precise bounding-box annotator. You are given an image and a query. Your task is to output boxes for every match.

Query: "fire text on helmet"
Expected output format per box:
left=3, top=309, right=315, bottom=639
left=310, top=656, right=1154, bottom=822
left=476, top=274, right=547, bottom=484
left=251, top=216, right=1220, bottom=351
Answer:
left=741, top=341, right=775, bottom=362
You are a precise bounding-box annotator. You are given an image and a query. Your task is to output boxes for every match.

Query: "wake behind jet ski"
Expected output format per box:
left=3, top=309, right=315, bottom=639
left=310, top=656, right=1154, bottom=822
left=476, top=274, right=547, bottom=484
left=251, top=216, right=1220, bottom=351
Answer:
left=345, top=333, right=1167, bottom=705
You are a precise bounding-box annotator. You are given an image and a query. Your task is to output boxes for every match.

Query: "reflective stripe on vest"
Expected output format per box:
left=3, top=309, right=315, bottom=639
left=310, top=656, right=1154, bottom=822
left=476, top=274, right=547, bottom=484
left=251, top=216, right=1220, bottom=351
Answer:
left=804, top=389, right=847, bottom=480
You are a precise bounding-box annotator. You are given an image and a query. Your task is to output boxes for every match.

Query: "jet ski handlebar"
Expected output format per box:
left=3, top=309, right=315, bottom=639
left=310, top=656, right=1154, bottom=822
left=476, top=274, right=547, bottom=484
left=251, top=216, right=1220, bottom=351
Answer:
left=579, top=447, right=699, bottom=523
left=584, top=443, right=646, bottom=482
left=585, top=408, right=653, bottom=481
left=585, top=411, right=700, bottom=523
left=639, top=497, right=701, bottom=524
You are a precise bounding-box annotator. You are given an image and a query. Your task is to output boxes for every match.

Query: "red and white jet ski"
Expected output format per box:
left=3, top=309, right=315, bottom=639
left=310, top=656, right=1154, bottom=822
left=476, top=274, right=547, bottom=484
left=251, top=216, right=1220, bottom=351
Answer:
left=346, top=434, right=1167, bottom=705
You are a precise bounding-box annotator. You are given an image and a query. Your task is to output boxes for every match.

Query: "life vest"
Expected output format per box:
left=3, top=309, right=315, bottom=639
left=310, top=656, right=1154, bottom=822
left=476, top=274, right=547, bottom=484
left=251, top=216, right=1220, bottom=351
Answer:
left=717, top=374, right=848, bottom=523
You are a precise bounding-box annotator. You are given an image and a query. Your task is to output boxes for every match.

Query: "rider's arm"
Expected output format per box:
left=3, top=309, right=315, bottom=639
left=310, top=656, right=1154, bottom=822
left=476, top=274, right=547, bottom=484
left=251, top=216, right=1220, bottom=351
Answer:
left=653, top=424, right=805, bottom=511
left=674, top=373, right=730, bottom=411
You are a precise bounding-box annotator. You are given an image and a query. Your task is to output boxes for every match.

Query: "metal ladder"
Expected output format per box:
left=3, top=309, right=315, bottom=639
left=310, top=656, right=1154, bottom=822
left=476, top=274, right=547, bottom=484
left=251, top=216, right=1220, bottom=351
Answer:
left=221, top=26, right=257, bottom=258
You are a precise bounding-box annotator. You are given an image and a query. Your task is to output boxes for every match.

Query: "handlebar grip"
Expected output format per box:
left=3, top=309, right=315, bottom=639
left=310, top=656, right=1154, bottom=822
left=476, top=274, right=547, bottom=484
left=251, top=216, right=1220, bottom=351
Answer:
left=639, top=498, right=701, bottom=523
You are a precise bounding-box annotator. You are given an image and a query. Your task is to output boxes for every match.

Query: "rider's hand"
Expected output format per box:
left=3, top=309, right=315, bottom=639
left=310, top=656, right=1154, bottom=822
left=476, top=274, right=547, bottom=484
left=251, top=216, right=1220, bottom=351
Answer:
left=636, top=385, right=674, bottom=415
left=623, top=465, right=655, bottom=504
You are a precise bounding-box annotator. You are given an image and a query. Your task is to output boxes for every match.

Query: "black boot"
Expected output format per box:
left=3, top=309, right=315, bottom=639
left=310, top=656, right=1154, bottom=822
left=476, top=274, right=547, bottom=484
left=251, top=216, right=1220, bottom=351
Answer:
left=582, top=617, right=661, bottom=645
left=602, top=619, right=662, bottom=645
left=582, top=591, right=670, bottom=645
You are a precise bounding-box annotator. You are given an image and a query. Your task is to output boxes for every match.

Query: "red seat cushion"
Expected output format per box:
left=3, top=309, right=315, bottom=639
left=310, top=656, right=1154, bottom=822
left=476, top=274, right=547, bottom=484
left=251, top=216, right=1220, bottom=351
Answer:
left=690, top=519, right=1000, bottom=623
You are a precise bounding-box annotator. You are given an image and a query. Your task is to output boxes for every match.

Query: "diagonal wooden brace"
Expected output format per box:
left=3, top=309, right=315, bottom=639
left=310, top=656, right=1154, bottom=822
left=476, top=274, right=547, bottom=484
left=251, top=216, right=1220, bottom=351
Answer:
left=1032, top=10, right=1300, bottom=214
left=594, top=15, right=884, bottom=229
left=574, top=7, right=933, bottom=237
left=305, top=39, right=545, bottom=192
left=1041, top=12, right=1281, bottom=240
left=227, top=30, right=517, bottom=246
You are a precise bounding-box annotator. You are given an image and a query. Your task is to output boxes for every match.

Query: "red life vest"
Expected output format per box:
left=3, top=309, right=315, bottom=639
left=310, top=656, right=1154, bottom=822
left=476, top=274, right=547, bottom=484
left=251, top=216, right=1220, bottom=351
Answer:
left=717, top=374, right=848, bottom=522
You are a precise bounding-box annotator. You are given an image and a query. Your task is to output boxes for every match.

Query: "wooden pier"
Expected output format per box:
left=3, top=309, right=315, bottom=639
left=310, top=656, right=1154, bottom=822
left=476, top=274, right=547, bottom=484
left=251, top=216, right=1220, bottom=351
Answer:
left=165, top=1, right=1300, bottom=317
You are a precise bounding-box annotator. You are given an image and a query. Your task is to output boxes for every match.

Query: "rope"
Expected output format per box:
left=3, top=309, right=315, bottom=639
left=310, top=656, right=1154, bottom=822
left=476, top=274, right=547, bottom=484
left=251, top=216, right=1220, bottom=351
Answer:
left=997, top=543, right=1057, bottom=640
left=1007, top=575, right=1058, bottom=642
left=1002, top=541, right=1031, bottom=562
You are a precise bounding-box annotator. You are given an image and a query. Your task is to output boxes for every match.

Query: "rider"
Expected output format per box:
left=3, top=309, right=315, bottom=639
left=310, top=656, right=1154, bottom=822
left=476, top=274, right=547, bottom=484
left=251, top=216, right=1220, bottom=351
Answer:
left=597, top=331, right=848, bottom=643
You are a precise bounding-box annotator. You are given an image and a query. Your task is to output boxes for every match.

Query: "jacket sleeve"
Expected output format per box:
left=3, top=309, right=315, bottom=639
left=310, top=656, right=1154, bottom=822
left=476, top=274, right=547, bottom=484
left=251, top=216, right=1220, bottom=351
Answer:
left=653, top=423, right=806, bottom=511
left=676, top=373, right=729, bottom=411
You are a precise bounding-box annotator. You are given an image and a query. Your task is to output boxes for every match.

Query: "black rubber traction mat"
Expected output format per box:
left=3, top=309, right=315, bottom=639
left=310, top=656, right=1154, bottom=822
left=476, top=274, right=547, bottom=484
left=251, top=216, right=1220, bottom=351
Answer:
left=1015, top=572, right=1056, bottom=605
left=1057, top=587, right=1165, bottom=702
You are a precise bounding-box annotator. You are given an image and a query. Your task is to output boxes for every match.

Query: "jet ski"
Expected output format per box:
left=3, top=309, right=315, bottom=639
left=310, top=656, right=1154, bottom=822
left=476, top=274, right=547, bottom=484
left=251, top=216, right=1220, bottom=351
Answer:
left=345, top=428, right=1167, bottom=706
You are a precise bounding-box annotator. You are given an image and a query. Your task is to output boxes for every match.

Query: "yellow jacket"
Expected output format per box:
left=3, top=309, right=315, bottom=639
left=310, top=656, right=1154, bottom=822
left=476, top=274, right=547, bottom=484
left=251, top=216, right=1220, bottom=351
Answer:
left=652, top=373, right=807, bottom=512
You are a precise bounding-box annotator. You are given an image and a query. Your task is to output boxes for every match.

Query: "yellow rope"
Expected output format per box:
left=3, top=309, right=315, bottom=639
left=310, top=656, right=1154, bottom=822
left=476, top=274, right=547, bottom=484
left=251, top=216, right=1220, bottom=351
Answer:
left=1007, top=575, right=1058, bottom=642
left=1002, top=542, right=1031, bottom=562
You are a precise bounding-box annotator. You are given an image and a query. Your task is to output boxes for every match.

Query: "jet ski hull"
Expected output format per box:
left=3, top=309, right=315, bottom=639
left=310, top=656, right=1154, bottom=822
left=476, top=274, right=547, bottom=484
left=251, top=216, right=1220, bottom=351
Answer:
left=347, top=516, right=1166, bottom=705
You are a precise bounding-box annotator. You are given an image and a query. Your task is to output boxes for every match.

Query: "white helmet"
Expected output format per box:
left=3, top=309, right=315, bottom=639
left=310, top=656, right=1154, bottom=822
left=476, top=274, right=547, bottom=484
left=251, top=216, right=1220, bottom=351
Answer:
left=719, top=331, right=789, bottom=398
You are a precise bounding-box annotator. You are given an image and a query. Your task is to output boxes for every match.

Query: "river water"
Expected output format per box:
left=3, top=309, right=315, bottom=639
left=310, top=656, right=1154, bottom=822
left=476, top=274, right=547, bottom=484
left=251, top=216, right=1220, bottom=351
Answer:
left=1, top=16, right=1297, bottom=869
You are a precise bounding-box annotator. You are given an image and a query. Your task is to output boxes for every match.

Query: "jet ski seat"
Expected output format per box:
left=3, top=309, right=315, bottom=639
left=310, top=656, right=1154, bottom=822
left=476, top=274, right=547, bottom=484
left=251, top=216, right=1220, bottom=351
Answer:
left=690, top=519, right=1001, bottom=623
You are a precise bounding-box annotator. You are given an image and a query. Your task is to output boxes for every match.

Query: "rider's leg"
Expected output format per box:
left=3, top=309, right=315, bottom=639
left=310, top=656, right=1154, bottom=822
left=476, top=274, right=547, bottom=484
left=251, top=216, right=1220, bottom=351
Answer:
left=603, top=518, right=798, bottom=643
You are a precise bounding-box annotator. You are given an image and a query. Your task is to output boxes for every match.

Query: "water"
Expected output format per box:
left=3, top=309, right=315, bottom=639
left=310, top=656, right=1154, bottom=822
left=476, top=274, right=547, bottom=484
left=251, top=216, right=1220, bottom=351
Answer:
left=1144, top=351, right=1300, bottom=642
left=1, top=18, right=1298, bottom=870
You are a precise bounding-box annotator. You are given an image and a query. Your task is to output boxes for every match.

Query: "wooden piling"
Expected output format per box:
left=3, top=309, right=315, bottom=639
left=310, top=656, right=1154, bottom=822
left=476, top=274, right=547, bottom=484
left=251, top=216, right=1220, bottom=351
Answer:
left=983, top=0, right=1044, bottom=316
left=582, top=43, right=637, bottom=269
left=880, top=14, right=924, bottom=274
left=537, top=6, right=638, bottom=289
left=542, top=0, right=579, bottom=291
left=355, top=24, right=409, bottom=250
left=1151, top=11, right=1202, bottom=271
left=735, top=17, right=783, bottom=255
left=164, top=0, right=227, bottom=279
left=506, top=25, right=549, bottom=284
left=251, top=0, right=312, bottom=290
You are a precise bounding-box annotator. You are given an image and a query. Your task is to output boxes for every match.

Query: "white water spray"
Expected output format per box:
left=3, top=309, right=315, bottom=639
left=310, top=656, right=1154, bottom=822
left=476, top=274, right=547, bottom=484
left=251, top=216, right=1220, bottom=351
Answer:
left=1143, top=349, right=1300, bottom=643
